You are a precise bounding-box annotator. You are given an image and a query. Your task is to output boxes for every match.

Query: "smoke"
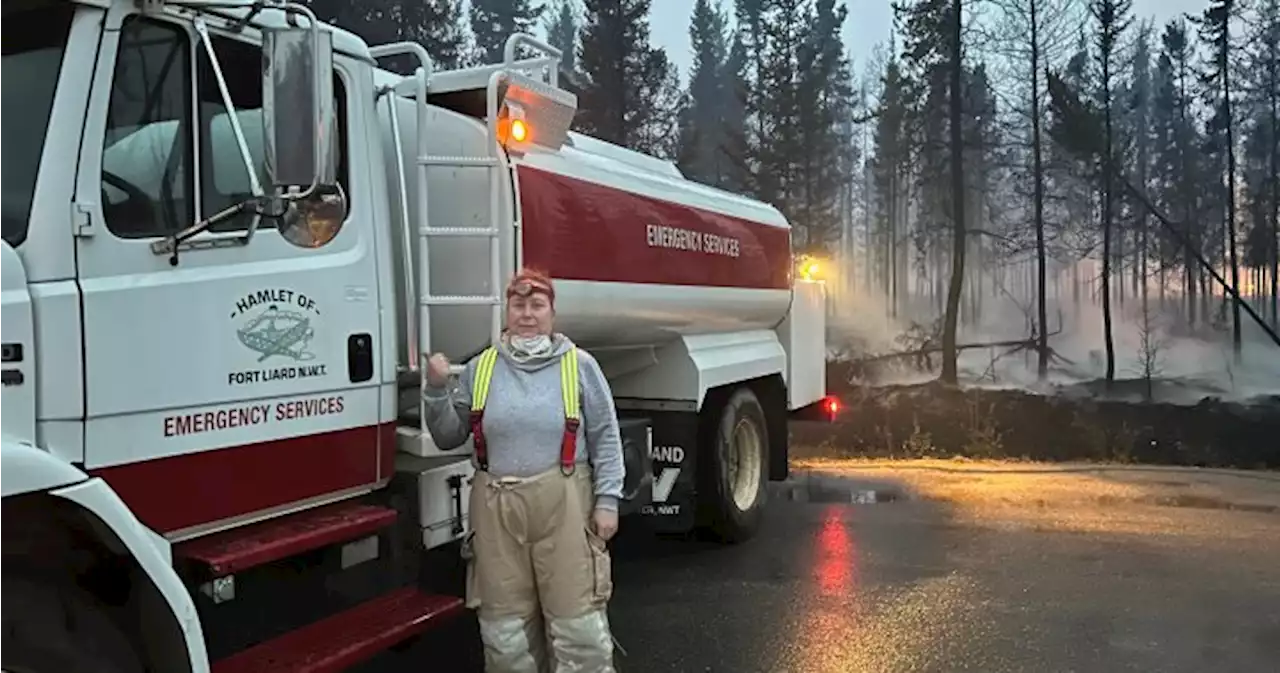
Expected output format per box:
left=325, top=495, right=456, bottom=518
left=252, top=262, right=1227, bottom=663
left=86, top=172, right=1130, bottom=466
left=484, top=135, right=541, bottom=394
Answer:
left=825, top=255, right=1280, bottom=404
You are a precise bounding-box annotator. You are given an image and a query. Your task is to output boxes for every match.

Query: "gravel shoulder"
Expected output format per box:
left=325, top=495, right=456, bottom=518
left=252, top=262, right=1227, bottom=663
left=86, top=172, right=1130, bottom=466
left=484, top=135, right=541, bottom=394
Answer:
left=794, top=457, right=1280, bottom=515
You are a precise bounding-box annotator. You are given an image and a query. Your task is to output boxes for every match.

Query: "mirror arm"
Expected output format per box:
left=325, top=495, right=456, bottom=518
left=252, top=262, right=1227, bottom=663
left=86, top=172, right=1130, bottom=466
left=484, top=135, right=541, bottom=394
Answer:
left=241, top=199, right=262, bottom=245
left=193, top=16, right=266, bottom=203
left=150, top=200, right=255, bottom=266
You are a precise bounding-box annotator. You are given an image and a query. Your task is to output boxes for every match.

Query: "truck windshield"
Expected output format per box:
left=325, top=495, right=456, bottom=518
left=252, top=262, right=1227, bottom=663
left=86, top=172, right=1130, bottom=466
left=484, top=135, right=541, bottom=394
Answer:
left=2, top=2, right=74, bottom=247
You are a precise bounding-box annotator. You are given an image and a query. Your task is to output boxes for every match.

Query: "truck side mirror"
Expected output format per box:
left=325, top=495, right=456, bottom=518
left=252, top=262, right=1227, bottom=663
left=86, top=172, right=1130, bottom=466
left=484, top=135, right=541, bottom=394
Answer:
left=262, top=20, right=346, bottom=248
left=263, top=21, right=336, bottom=190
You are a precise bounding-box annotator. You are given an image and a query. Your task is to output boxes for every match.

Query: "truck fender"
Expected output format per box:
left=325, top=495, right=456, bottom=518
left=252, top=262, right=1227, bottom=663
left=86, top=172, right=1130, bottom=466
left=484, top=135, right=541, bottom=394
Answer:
left=607, top=331, right=787, bottom=409
left=2, top=441, right=210, bottom=673
left=1, top=437, right=88, bottom=497
left=49, top=479, right=211, bottom=673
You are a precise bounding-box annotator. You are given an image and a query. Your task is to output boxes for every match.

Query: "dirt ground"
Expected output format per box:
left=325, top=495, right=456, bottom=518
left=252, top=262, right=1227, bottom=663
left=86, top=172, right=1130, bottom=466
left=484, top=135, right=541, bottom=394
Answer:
left=793, top=379, right=1280, bottom=469
left=792, top=457, right=1280, bottom=517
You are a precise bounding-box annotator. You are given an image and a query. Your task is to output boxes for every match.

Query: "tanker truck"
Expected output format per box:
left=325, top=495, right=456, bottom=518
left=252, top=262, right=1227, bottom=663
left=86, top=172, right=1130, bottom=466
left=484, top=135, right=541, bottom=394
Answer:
left=0, top=1, right=830, bottom=671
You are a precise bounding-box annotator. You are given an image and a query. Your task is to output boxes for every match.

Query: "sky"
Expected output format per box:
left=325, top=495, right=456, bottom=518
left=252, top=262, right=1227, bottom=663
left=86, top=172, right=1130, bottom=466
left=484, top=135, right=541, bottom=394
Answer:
left=625, top=0, right=1210, bottom=87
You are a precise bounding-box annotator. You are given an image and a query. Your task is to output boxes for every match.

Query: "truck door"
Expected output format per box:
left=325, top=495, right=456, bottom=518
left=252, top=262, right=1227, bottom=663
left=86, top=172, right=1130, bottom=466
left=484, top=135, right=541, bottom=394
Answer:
left=74, top=8, right=385, bottom=538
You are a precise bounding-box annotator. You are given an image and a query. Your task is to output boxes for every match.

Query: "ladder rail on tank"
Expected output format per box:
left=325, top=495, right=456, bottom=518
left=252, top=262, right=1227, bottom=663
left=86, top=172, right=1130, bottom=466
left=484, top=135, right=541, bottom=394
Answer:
left=372, top=34, right=565, bottom=442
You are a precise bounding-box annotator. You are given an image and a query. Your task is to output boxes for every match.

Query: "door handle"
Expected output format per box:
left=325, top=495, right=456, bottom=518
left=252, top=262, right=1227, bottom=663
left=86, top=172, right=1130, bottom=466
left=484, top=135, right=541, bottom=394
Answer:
left=347, top=333, right=373, bottom=383
left=2, top=343, right=25, bottom=386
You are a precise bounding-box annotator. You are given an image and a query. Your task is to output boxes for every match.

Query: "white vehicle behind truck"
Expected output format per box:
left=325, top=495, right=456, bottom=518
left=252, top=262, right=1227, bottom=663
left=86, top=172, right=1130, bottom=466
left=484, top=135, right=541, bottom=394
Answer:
left=0, top=1, right=831, bottom=671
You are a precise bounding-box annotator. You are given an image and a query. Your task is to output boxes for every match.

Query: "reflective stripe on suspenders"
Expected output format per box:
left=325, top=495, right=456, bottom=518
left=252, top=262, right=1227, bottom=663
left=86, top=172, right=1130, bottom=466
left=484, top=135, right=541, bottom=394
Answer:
left=559, top=347, right=582, bottom=475
left=469, top=346, right=581, bottom=474
left=468, top=347, right=501, bottom=471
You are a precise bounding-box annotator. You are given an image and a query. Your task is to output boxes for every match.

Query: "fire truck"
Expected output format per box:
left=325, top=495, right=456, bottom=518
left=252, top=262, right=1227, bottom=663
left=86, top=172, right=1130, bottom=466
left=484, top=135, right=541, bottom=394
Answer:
left=0, top=1, right=830, bottom=671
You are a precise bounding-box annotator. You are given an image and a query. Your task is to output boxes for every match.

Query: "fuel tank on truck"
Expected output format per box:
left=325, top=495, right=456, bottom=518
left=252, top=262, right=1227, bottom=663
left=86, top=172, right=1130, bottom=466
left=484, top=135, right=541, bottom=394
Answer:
left=376, top=83, right=794, bottom=367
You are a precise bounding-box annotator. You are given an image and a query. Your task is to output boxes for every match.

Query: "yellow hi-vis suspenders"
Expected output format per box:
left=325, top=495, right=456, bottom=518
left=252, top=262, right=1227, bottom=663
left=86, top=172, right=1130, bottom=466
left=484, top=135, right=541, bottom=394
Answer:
left=468, top=346, right=581, bottom=474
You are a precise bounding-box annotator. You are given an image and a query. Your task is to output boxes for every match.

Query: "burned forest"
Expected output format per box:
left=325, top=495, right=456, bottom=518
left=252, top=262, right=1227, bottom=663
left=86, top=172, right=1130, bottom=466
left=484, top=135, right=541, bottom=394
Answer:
left=816, top=0, right=1280, bottom=466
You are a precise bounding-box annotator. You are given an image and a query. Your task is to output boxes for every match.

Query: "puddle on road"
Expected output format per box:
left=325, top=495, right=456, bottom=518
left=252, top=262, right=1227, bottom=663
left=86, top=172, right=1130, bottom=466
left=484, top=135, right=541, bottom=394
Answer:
left=774, top=473, right=909, bottom=504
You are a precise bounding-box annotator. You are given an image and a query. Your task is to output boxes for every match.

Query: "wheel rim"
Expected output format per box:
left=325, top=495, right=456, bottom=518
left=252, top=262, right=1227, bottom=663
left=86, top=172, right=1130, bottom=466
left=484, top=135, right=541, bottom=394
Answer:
left=726, top=416, right=763, bottom=511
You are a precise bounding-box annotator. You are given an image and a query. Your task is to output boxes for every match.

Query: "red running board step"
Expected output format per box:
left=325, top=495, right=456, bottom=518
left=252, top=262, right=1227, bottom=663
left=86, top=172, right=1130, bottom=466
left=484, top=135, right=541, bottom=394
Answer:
left=211, top=588, right=465, bottom=673
left=174, top=502, right=398, bottom=576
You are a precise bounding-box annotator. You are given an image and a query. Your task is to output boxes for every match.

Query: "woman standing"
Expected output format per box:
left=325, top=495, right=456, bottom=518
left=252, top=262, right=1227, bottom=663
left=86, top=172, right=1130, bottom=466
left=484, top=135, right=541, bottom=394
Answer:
left=422, top=268, right=624, bottom=673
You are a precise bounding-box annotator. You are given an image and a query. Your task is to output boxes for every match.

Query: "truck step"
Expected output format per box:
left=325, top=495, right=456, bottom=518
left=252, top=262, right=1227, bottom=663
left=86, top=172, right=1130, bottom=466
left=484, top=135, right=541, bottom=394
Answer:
left=210, top=588, right=465, bottom=673
left=399, top=407, right=421, bottom=426
left=175, top=502, right=398, bottom=577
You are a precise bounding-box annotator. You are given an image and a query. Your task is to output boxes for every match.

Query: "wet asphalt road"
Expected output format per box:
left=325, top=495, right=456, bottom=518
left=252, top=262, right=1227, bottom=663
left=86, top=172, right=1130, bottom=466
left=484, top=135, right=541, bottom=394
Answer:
left=367, top=462, right=1280, bottom=673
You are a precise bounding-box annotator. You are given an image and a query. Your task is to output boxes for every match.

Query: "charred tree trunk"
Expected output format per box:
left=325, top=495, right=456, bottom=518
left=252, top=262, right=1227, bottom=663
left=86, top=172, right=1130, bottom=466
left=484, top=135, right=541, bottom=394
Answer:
left=1223, top=25, right=1242, bottom=358
left=1101, top=54, right=1117, bottom=385
left=1270, top=40, right=1280, bottom=327
left=940, top=0, right=967, bottom=384
left=1031, top=2, right=1049, bottom=380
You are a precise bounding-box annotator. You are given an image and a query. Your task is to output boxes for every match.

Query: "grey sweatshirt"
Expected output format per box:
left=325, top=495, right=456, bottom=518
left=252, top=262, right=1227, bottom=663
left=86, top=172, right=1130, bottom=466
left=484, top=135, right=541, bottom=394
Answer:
left=421, top=334, right=625, bottom=511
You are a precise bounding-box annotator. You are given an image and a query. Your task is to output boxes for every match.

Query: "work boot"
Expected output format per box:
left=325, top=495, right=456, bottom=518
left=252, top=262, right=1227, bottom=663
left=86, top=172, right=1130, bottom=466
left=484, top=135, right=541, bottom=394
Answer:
left=546, top=608, right=616, bottom=673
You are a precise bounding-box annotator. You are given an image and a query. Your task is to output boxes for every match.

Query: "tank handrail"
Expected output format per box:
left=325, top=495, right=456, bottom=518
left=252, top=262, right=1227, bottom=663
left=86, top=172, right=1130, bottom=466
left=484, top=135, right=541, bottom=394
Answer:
left=503, top=34, right=561, bottom=87
left=371, top=41, right=433, bottom=377
left=379, top=85, right=419, bottom=374
left=370, top=41, right=435, bottom=83
left=503, top=34, right=561, bottom=66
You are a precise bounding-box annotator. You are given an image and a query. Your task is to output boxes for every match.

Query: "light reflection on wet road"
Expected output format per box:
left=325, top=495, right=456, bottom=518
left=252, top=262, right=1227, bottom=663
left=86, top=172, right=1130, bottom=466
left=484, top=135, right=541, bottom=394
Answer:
left=604, top=496, right=980, bottom=673
left=372, top=462, right=1280, bottom=672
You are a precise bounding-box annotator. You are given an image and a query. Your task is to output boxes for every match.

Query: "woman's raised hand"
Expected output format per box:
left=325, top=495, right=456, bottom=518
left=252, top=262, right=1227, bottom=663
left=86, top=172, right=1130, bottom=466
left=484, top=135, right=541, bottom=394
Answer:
left=426, top=353, right=451, bottom=388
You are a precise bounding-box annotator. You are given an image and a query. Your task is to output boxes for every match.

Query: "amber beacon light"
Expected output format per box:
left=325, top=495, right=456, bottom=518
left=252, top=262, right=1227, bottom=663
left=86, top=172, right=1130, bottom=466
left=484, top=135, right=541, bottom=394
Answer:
left=510, top=118, right=528, bottom=142
left=498, top=102, right=531, bottom=146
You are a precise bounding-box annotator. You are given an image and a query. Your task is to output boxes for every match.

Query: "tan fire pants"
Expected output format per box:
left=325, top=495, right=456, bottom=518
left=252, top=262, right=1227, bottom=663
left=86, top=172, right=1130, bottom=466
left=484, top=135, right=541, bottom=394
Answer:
left=461, top=467, right=616, bottom=673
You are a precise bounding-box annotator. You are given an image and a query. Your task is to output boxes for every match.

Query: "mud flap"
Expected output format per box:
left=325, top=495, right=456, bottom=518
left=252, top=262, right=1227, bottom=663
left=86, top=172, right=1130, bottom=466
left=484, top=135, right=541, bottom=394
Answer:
left=617, top=418, right=653, bottom=517
left=618, top=410, right=698, bottom=533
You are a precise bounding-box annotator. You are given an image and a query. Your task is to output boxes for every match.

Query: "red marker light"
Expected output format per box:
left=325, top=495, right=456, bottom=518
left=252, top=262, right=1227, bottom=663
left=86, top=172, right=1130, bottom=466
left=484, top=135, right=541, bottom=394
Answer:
left=824, top=396, right=841, bottom=419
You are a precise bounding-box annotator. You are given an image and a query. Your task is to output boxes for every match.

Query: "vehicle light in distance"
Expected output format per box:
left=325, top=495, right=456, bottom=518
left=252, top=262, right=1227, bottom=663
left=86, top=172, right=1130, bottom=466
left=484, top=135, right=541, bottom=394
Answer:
left=824, top=396, right=841, bottom=421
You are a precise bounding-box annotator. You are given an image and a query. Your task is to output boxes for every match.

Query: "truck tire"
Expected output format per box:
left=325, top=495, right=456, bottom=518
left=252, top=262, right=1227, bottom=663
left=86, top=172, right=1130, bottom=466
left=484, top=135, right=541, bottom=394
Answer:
left=1, top=576, right=143, bottom=673
left=703, top=386, right=769, bottom=543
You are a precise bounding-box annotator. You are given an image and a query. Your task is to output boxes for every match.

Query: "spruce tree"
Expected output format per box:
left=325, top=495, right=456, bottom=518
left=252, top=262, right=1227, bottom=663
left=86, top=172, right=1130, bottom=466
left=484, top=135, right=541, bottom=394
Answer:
left=1240, top=0, right=1280, bottom=325
left=795, top=0, right=854, bottom=252
left=870, top=59, right=911, bottom=313
left=678, top=0, right=732, bottom=186
left=469, top=0, right=545, bottom=64
left=576, top=0, right=681, bottom=156
left=1151, top=19, right=1207, bottom=325
left=718, top=34, right=752, bottom=193
left=544, top=0, right=580, bottom=77
left=754, top=0, right=808, bottom=214
left=311, top=0, right=468, bottom=72
left=722, top=0, right=767, bottom=195
left=420, top=0, right=469, bottom=70
left=1195, top=0, right=1243, bottom=355
left=1089, top=0, right=1133, bottom=385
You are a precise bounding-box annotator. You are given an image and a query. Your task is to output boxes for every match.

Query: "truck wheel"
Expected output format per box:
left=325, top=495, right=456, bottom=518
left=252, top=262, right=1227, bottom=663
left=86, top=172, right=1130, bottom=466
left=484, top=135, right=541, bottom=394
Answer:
left=704, top=386, right=769, bottom=543
left=1, top=576, right=143, bottom=673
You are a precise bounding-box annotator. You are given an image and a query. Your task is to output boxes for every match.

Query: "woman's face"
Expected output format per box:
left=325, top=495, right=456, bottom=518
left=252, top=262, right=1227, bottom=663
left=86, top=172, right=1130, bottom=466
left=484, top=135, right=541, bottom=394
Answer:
left=506, top=291, right=554, bottom=337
